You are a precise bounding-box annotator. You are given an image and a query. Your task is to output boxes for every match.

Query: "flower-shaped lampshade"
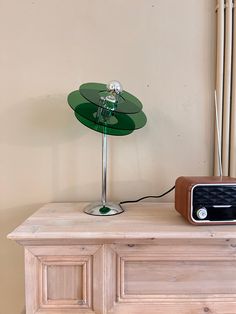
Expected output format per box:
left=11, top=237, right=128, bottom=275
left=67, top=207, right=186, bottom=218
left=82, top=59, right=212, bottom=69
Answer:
left=68, top=81, right=147, bottom=215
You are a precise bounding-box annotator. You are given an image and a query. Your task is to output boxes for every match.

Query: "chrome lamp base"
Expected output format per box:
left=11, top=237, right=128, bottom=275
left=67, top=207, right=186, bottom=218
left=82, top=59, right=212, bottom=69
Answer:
left=84, top=202, right=124, bottom=216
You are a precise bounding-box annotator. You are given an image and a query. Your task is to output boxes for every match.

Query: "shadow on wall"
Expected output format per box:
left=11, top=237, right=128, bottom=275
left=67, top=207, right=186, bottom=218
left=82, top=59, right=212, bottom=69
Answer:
left=0, top=204, right=42, bottom=314
left=1, top=93, right=100, bottom=201
left=0, top=94, right=85, bottom=147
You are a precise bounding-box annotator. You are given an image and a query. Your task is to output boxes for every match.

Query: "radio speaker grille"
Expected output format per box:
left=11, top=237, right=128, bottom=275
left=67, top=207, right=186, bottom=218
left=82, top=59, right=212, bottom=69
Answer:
left=193, top=185, right=236, bottom=207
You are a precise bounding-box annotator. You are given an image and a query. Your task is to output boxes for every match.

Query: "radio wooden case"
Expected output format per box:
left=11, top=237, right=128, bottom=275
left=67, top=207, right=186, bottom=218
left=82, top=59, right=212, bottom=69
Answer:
left=175, top=176, right=236, bottom=225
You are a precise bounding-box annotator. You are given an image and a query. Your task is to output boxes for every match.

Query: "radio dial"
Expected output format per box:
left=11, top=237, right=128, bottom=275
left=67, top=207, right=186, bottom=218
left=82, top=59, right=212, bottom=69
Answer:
left=196, top=207, right=208, bottom=220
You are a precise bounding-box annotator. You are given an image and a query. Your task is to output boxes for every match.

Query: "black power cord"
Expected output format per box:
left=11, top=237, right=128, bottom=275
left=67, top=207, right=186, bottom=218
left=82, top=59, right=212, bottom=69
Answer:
left=119, top=185, right=175, bottom=205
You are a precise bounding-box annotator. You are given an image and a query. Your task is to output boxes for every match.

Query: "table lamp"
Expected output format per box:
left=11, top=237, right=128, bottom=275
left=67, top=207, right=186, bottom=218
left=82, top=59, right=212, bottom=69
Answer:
left=68, top=81, right=147, bottom=216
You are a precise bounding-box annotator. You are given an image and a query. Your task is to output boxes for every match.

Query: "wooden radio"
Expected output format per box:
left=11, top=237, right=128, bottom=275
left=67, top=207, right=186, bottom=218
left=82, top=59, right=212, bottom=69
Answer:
left=175, top=176, right=236, bottom=225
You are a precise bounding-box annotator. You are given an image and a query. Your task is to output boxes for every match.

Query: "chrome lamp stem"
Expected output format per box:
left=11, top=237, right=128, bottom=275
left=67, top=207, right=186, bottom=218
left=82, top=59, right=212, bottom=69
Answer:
left=83, top=132, right=124, bottom=216
left=102, top=132, right=107, bottom=206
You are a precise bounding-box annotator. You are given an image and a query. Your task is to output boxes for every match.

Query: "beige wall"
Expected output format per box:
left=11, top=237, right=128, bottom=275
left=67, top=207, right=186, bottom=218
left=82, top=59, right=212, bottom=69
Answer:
left=0, top=0, right=215, bottom=313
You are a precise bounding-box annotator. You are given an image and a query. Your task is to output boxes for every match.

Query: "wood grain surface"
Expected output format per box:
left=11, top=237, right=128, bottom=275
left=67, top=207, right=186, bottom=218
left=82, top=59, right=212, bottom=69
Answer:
left=8, top=203, right=236, bottom=314
left=7, top=202, right=236, bottom=243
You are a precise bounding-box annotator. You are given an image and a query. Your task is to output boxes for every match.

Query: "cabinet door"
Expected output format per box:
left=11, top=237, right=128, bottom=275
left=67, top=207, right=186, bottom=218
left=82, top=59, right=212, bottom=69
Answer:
left=109, top=240, right=236, bottom=314
left=25, top=245, right=104, bottom=314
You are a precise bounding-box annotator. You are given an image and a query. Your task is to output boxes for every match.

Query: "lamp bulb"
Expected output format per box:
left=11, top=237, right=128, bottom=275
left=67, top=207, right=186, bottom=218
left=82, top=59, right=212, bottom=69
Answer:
left=106, top=80, right=123, bottom=94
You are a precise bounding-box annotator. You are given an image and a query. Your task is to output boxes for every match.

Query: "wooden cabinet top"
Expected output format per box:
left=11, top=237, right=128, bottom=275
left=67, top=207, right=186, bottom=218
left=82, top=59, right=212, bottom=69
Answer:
left=7, top=202, right=236, bottom=243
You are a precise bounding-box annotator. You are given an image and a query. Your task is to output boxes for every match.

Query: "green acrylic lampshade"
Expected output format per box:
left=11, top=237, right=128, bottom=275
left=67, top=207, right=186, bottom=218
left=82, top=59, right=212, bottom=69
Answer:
left=79, top=82, right=143, bottom=114
left=68, top=90, right=146, bottom=136
left=74, top=111, right=134, bottom=136
left=68, top=83, right=147, bottom=136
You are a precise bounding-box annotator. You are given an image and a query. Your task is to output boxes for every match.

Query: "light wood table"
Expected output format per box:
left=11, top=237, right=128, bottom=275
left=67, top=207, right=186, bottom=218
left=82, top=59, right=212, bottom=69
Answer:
left=8, top=202, right=236, bottom=314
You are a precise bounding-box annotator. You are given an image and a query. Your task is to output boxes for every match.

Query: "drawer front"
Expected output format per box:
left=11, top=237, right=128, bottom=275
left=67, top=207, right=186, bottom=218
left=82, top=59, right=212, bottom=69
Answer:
left=123, top=259, right=236, bottom=296
left=109, top=240, right=236, bottom=313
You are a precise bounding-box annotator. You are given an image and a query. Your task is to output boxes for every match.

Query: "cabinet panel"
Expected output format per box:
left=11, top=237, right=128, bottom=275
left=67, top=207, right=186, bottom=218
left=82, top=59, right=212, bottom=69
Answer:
left=39, top=256, right=91, bottom=307
left=47, top=264, right=83, bottom=300
left=111, top=242, right=236, bottom=307
left=123, top=259, right=236, bottom=296
left=25, top=245, right=103, bottom=314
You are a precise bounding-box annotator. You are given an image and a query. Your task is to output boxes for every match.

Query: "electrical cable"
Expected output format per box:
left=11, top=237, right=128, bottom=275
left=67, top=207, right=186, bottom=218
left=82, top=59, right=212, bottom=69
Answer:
left=119, top=185, right=175, bottom=205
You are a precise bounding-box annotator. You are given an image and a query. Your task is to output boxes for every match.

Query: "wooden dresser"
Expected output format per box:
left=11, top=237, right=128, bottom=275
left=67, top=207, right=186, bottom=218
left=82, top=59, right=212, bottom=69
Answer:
left=8, top=202, right=236, bottom=314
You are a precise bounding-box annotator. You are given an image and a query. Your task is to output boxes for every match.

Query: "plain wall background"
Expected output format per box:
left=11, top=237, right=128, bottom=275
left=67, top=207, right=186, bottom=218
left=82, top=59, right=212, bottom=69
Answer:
left=0, top=0, right=216, bottom=313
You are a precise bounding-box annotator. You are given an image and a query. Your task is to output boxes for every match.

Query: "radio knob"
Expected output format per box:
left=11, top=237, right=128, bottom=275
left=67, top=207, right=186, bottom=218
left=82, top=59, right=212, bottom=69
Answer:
left=196, top=207, right=208, bottom=220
